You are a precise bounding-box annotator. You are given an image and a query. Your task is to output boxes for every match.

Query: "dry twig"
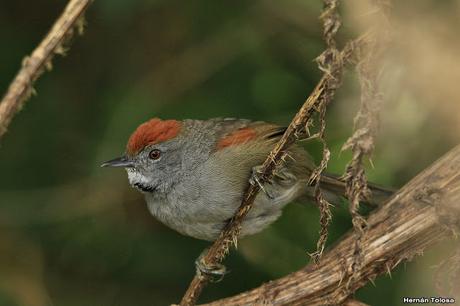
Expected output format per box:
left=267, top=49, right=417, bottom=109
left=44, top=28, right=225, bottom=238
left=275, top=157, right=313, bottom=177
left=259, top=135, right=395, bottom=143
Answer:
left=0, top=0, right=93, bottom=140
left=179, top=32, right=374, bottom=306
left=340, top=0, right=390, bottom=290
left=307, top=0, right=341, bottom=264
left=204, top=145, right=460, bottom=305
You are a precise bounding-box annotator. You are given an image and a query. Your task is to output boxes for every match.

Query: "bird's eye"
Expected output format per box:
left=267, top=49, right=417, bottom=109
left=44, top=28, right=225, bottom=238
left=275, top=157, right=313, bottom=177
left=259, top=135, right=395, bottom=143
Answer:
left=149, top=149, right=161, bottom=160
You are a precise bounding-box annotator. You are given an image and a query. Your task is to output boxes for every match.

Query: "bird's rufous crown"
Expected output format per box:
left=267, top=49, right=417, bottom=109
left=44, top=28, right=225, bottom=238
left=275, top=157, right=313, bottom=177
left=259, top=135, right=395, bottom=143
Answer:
left=126, top=118, right=181, bottom=155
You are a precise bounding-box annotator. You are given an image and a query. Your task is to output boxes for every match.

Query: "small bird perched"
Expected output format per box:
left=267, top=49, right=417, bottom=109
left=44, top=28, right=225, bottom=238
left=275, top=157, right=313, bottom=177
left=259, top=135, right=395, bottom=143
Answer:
left=102, top=118, right=392, bottom=242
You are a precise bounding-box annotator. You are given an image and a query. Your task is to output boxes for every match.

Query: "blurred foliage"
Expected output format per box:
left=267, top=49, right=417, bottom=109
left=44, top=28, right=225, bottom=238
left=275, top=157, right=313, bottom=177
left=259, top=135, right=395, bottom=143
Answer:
left=0, top=1, right=459, bottom=305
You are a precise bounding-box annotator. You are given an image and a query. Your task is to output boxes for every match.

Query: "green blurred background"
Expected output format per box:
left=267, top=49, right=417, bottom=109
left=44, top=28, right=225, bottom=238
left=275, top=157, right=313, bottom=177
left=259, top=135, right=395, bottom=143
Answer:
left=1, top=1, right=459, bottom=305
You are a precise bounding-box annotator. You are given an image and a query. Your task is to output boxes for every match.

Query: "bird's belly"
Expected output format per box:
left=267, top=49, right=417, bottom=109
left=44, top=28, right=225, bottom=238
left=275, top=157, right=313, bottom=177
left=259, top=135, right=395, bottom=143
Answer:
left=144, top=181, right=303, bottom=241
left=148, top=200, right=282, bottom=241
left=144, top=196, right=224, bottom=240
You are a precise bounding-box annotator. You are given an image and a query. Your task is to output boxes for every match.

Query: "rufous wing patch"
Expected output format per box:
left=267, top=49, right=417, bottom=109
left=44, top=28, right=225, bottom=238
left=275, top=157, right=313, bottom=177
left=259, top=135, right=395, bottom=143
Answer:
left=126, top=119, right=181, bottom=155
left=217, top=127, right=257, bottom=150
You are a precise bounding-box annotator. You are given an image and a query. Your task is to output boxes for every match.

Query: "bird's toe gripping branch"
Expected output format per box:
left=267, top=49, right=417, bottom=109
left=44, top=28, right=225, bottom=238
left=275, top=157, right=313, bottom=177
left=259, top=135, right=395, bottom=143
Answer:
left=195, top=250, right=228, bottom=283
left=250, top=165, right=275, bottom=200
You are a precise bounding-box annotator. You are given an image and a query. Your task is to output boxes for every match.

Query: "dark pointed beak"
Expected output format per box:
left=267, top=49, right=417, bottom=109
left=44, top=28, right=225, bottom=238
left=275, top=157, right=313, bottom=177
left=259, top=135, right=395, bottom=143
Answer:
left=101, top=156, right=135, bottom=168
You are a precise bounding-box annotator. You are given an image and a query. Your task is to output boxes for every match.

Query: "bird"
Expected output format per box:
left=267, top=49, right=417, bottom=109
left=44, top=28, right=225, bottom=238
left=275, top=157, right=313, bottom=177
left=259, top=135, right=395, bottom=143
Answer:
left=101, top=117, right=392, bottom=242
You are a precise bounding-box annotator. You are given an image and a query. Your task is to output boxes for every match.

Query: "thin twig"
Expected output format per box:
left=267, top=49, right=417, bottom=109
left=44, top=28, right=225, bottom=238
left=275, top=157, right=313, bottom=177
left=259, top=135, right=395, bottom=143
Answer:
left=341, top=1, right=390, bottom=290
left=341, top=37, right=380, bottom=289
left=179, top=32, right=374, bottom=306
left=307, top=0, right=341, bottom=264
left=0, top=0, right=93, bottom=140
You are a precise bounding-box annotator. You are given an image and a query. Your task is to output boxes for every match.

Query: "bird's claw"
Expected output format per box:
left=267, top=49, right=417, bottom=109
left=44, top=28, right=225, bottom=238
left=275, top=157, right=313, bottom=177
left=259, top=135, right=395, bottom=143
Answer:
left=195, top=252, right=228, bottom=283
left=250, top=166, right=275, bottom=199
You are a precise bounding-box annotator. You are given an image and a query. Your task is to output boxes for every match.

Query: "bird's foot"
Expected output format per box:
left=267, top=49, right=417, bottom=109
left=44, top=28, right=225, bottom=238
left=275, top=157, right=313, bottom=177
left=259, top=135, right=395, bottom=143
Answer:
left=250, top=165, right=275, bottom=199
left=250, top=165, right=297, bottom=199
left=195, top=250, right=227, bottom=283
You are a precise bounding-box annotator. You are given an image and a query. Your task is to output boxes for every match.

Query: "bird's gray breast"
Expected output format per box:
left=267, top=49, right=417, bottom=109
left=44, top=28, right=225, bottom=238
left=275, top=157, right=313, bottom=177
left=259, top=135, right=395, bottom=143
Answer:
left=144, top=149, right=305, bottom=241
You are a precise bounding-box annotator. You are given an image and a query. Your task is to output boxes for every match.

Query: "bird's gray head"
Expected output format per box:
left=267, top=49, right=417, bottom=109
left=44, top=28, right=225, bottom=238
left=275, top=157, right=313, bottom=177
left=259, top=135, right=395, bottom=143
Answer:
left=101, top=118, right=188, bottom=194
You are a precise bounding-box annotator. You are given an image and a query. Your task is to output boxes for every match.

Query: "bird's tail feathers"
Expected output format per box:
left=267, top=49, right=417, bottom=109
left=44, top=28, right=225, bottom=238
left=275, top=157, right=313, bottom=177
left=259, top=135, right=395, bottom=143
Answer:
left=301, top=172, right=394, bottom=207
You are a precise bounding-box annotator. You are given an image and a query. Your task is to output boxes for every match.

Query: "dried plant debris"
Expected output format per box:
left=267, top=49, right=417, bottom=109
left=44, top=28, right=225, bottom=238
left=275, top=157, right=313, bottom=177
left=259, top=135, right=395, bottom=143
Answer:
left=307, top=0, right=342, bottom=264
left=308, top=104, right=333, bottom=263
left=340, top=2, right=389, bottom=292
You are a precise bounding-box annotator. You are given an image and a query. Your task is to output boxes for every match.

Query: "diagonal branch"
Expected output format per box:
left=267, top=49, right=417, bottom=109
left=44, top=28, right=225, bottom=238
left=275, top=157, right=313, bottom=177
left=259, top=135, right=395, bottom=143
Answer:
left=0, top=0, right=93, bottom=140
left=178, top=31, right=374, bottom=306
left=204, top=144, right=460, bottom=305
